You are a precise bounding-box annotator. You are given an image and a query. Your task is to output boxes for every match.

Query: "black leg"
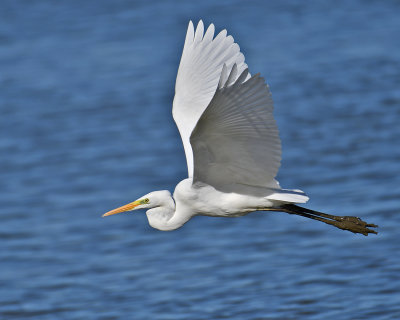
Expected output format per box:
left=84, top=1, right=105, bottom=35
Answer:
left=263, top=204, right=378, bottom=236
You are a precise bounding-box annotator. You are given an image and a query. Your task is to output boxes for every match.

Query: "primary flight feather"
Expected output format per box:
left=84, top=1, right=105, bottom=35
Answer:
left=103, top=20, right=377, bottom=236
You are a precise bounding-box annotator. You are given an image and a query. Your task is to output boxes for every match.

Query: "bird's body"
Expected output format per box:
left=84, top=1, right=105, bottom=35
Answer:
left=138, top=178, right=307, bottom=231
left=103, top=20, right=377, bottom=236
left=175, top=178, right=277, bottom=218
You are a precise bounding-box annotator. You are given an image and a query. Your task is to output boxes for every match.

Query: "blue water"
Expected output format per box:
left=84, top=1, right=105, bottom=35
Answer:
left=1, top=1, right=400, bottom=319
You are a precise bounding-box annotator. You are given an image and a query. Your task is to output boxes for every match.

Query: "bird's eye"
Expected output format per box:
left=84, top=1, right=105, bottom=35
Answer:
left=143, top=198, right=150, bottom=204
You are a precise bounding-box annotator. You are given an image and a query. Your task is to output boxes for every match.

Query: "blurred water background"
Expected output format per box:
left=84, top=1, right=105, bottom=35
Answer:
left=1, top=0, right=400, bottom=319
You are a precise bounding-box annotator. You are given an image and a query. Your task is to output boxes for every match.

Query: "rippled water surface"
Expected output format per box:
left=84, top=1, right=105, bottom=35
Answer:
left=1, top=1, right=400, bottom=319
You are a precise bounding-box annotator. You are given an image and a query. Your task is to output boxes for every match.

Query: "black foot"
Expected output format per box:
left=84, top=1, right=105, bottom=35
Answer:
left=332, top=216, right=378, bottom=236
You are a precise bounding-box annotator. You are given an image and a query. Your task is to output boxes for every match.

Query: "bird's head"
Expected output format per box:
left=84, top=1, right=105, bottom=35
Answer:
left=102, top=190, right=173, bottom=217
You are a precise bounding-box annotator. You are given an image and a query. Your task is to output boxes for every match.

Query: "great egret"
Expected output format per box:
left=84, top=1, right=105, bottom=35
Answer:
left=103, top=20, right=377, bottom=236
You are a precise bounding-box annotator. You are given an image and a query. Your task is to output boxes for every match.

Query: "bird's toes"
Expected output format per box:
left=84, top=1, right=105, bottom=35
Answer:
left=366, top=223, right=379, bottom=228
left=335, top=216, right=378, bottom=236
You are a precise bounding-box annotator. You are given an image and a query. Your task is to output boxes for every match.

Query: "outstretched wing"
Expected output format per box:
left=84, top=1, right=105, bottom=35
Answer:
left=190, top=65, right=282, bottom=192
left=173, top=20, right=249, bottom=177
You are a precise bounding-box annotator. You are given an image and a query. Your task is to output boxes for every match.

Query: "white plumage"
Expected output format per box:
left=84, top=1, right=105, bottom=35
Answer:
left=103, top=20, right=377, bottom=236
left=173, top=21, right=249, bottom=178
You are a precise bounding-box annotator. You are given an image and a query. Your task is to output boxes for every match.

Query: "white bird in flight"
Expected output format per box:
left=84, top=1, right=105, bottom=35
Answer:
left=103, top=20, right=377, bottom=236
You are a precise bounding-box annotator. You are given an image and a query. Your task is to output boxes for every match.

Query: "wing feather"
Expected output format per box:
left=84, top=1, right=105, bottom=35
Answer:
left=190, top=66, right=282, bottom=192
left=173, top=21, right=249, bottom=177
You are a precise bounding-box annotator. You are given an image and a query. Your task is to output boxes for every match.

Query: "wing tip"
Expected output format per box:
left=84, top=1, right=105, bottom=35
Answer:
left=234, top=68, right=249, bottom=86
left=217, top=64, right=252, bottom=89
left=196, top=19, right=204, bottom=34
left=218, top=63, right=228, bottom=89
left=188, top=20, right=194, bottom=32
left=194, top=20, right=205, bottom=43
left=185, top=20, right=195, bottom=44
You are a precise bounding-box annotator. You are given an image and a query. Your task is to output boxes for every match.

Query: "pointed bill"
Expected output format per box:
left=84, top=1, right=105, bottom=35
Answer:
left=102, top=200, right=141, bottom=217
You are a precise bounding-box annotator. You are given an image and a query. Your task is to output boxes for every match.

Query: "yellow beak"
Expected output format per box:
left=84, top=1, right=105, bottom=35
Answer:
left=102, top=200, right=141, bottom=217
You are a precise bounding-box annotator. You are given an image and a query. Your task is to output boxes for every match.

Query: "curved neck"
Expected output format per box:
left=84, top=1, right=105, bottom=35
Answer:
left=146, top=197, right=192, bottom=231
